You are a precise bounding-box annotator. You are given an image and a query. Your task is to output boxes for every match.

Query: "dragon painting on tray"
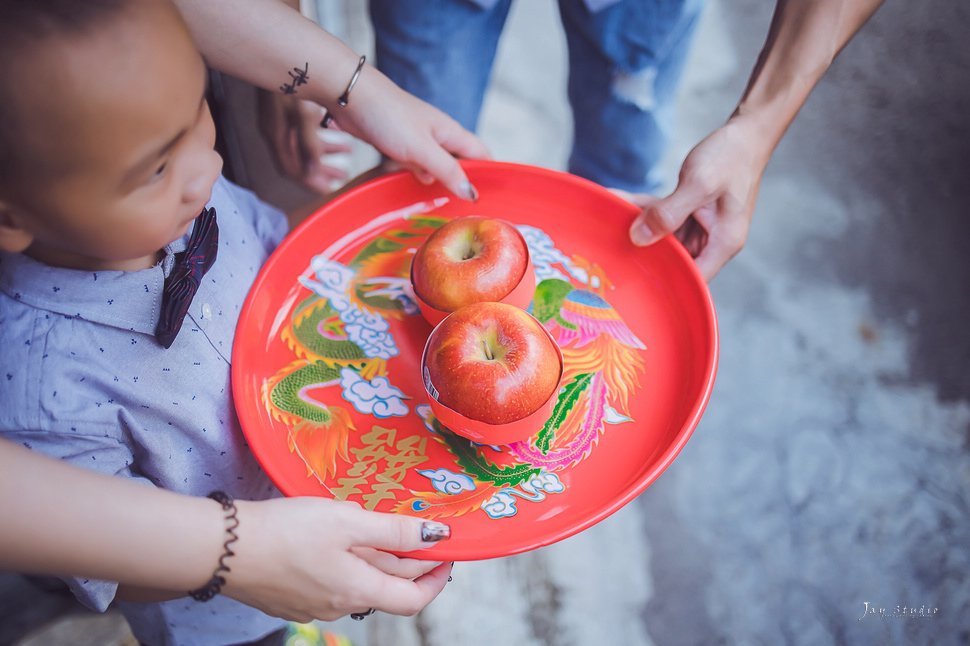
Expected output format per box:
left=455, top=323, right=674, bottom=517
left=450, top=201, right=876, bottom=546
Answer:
left=261, top=214, right=646, bottom=520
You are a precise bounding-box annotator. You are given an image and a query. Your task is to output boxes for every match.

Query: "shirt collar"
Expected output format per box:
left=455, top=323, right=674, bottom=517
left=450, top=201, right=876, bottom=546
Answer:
left=0, top=233, right=190, bottom=335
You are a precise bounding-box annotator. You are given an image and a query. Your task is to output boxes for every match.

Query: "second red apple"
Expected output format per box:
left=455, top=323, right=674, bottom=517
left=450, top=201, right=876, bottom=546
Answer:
left=423, top=302, right=562, bottom=426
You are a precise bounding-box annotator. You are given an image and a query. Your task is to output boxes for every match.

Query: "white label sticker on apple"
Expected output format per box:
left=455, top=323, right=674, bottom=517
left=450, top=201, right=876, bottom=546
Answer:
left=423, top=365, right=440, bottom=401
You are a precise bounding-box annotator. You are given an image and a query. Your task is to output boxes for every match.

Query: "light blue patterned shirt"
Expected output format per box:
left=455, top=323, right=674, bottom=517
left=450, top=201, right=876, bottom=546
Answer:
left=0, top=177, right=290, bottom=646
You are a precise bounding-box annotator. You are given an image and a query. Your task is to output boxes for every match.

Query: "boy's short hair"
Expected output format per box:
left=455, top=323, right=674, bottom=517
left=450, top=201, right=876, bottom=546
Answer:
left=0, top=0, right=128, bottom=188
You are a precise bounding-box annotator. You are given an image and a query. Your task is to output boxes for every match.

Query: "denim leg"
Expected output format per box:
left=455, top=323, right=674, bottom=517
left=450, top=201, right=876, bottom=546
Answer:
left=369, top=0, right=513, bottom=132
left=558, top=0, right=704, bottom=193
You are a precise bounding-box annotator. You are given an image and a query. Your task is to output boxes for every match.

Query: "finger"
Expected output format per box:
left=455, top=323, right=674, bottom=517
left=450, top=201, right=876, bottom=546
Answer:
left=345, top=509, right=451, bottom=553
left=318, top=138, right=354, bottom=155
left=316, top=163, right=350, bottom=184
left=303, top=166, right=346, bottom=195
left=609, top=189, right=661, bottom=211
left=435, top=121, right=491, bottom=161
left=629, top=178, right=714, bottom=247
left=305, top=150, right=349, bottom=182
left=693, top=217, right=748, bottom=281
left=673, top=215, right=708, bottom=258
left=363, top=561, right=453, bottom=617
left=351, top=546, right=443, bottom=579
left=407, top=165, right=436, bottom=186
left=297, top=129, right=351, bottom=194
left=692, top=239, right=732, bottom=282
left=412, top=145, right=478, bottom=201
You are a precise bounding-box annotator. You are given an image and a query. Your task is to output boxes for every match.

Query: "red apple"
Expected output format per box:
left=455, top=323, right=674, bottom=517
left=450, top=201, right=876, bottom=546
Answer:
left=423, top=302, right=561, bottom=425
left=412, top=216, right=529, bottom=313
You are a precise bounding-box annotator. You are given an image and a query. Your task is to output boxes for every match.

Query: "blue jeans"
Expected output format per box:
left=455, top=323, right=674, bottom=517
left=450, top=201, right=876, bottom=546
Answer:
left=369, top=0, right=704, bottom=193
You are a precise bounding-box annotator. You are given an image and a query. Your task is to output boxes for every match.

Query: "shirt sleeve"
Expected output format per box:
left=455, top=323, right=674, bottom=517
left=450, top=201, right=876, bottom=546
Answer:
left=1, top=427, right=151, bottom=612
left=215, top=176, right=289, bottom=254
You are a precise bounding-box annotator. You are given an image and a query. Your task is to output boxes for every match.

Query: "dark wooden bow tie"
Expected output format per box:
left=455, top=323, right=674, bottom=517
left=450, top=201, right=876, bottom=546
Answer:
left=155, top=206, right=219, bottom=348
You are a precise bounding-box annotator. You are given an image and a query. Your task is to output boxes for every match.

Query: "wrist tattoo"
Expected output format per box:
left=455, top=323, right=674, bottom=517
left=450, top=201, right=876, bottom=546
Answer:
left=280, top=62, right=309, bottom=95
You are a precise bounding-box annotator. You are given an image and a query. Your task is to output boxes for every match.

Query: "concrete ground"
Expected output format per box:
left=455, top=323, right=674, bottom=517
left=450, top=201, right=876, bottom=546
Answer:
left=4, top=0, right=968, bottom=644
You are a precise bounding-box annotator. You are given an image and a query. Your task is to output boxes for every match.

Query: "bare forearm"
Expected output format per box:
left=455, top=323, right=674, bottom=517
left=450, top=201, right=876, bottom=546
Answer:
left=173, top=0, right=359, bottom=112
left=0, top=441, right=223, bottom=593
left=177, top=0, right=487, bottom=200
left=733, top=0, right=884, bottom=158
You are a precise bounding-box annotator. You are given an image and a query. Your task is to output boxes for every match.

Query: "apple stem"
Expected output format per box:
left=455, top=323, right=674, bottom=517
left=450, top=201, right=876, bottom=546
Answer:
left=483, top=340, right=494, bottom=361
left=462, top=236, right=480, bottom=260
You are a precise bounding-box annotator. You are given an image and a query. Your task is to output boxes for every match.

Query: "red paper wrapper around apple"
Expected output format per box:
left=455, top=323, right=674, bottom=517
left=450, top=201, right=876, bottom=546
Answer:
left=421, top=302, right=564, bottom=445
left=410, top=216, right=536, bottom=326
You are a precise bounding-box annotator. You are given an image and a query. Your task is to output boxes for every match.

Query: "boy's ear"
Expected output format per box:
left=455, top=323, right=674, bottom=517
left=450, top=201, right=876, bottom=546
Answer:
left=0, top=201, right=35, bottom=253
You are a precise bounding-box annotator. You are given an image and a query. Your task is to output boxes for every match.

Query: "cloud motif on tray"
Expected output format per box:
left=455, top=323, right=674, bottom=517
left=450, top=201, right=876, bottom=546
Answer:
left=517, top=225, right=588, bottom=284
left=481, top=471, right=566, bottom=519
left=522, top=472, right=566, bottom=495
left=417, top=468, right=476, bottom=495
left=341, top=308, right=397, bottom=359
left=481, top=490, right=520, bottom=519
left=360, top=277, right=419, bottom=316
left=300, top=257, right=353, bottom=311
left=300, top=257, right=398, bottom=359
left=339, top=367, right=409, bottom=418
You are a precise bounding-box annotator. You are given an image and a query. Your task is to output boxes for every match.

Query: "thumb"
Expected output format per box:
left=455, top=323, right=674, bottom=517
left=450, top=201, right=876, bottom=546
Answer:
left=629, top=178, right=712, bottom=247
left=348, top=509, right=452, bottom=553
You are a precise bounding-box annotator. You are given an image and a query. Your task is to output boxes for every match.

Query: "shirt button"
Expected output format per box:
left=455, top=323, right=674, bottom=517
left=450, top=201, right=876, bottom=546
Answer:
left=201, top=303, right=213, bottom=320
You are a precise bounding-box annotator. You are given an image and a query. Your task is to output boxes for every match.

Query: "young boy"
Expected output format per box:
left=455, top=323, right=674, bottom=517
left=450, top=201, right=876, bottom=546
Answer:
left=0, top=1, right=293, bottom=643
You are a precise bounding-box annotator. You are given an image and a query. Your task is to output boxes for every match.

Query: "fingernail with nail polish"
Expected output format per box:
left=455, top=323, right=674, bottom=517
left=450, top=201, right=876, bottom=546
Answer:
left=421, top=521, right=451, bottom=542
left=461, top=181, right=479, bottom=202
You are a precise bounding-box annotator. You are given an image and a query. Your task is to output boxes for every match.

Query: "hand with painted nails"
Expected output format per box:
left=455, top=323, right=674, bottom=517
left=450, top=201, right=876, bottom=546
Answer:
left=224, top=497, right=453, bottom=622
left=0, top=440, right=452, bottom=624
left=332, top=65, right=489, bottom=201
left=256, top=91, right=353, bottom=195
left=173, top=0, right=490, bottom=202
left=626, top=116, right=768, bottom=281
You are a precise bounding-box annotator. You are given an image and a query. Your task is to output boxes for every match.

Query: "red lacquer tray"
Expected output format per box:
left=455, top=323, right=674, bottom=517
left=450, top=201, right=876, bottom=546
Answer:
left=232, top=160, right=718, bottom=560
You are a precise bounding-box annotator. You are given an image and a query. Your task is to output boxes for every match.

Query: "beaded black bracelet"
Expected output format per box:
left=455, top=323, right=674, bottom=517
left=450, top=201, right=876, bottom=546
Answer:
left=188, top=490, right=239, bottom=602
left=321, top=54, right=366, bottom=129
